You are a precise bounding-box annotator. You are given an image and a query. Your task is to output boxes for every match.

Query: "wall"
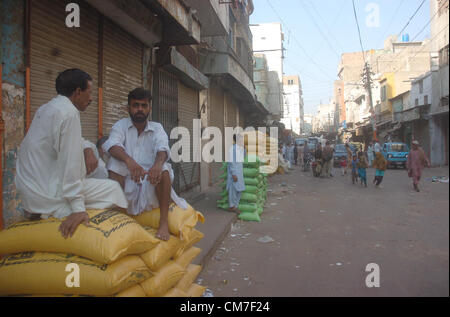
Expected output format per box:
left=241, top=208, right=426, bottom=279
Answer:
left=1, top=0, right=26, bottom=226
left=410, top=72, right=433, bottom=108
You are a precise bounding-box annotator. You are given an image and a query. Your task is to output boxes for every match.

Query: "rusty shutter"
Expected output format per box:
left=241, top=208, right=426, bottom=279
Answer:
left=153, top=69, right=179, bottom=192
left=102, top=18, right=144, bottom=136
left=209, top=81, right=225, bottom=184
left=178, top=82, right=200, bottom=192
left=30, top=0, right=99, bottom=143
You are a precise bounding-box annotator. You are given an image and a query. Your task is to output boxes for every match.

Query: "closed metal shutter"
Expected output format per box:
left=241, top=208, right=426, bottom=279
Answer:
left=103, top=18, right=143, bottom=136
left=153, top=69, right=179, bottom=192
left=209, top=81, right=225, bottom=184
left=30, top=0, right=99, bottom=143
left=178, top=83, right=200, bottom=192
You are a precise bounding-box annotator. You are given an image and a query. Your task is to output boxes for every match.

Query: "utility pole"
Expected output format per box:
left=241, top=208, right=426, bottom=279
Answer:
left=362, top=62, right=377, bottom=141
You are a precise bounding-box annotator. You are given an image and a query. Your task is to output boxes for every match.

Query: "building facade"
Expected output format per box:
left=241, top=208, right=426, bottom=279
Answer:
left=281, top=75, right=303, bottom=135
left=0, top=0, right=261, bottom=227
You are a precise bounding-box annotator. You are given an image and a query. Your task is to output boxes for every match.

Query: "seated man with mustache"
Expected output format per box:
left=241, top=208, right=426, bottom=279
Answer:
left=102, top=88, right=188, bottom=241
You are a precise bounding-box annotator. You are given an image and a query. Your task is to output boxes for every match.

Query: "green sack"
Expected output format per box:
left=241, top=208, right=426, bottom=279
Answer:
left=238, top=212, right=261, bottom=222
left=244, top=178, right=259, bottom=186
left=243, top=168, right=259, bottom=178
left=240, top=193, right=259, bottom=203
left=243, top=185, right=259, bottom=194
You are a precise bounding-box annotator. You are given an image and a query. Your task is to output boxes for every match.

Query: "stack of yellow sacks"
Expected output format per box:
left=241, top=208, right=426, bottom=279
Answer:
left=0, top=203, right=205, bottom=297
left=243, top=131, right=278, bottom=175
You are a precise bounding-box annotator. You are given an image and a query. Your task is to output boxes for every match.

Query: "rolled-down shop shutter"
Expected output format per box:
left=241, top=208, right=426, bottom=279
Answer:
left=102, top=19, right=144, bottom=136
left=153, top=69, right=180, bottom=192
left=30, top=0, right=99, bottom=143
left=178, top=82, right=200, bottom=192
left=209, top=82, right=225, bottom=185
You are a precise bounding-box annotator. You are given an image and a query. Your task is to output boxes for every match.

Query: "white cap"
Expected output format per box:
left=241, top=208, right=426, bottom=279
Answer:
left=412, top=140, right=420, bottom=145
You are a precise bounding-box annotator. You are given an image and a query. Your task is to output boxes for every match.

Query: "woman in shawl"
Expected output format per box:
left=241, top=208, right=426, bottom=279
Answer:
left=407, top=140, right=430, bottom=192
left=372, top=152, right=387, bottom=188
left=357, top=151, right=369, bottom=187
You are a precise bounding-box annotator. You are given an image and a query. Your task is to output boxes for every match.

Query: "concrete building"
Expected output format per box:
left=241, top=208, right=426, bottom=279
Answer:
left=312, top=103, right=335, bottom=134
left=250, top=22, right=284, bottom=120
left=428, top=0, right=449, bottom=166
left=281, top=75, right=303, bottom=135
left=0, top=0, right=263, bottom=227
left=303, top=114, right=313, bottom=136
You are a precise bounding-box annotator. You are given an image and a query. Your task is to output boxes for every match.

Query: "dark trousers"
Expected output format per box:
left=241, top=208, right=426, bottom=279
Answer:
left=373, top=176, right=384, bottom=186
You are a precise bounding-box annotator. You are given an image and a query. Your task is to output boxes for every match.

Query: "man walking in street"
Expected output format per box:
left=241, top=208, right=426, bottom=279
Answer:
left=227, top=134, right=246, bottom=214
left=367, top=142, right=375, bottom=167
left=321, top=141, right=334, bottom=178
left=15, top=69, right=128, bottom=238
left=407, top=140, right=430, bottom=192
left=102, top=88, right=188, bottom=241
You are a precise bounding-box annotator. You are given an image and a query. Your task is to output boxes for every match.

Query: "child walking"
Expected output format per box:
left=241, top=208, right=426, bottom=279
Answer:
left=351, top=154, right=358, bottom=184
left=357, top=152, right=368, bottom=187
left=372, top=152, right=387, bottom=188
left=340, top=157, right=347, bottom=176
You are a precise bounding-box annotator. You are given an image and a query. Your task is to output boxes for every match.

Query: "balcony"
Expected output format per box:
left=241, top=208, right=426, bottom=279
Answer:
left=199, top=37, right=255, bottom=106
left=184, top=0, right=228, bottom=37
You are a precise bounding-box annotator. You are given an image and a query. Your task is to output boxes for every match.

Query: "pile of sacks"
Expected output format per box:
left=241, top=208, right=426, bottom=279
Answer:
left=243, top=131, right=278, bottom=175
left=217, top=155, right=268, bottom=222
left=0, top=204, right=206, bottom=297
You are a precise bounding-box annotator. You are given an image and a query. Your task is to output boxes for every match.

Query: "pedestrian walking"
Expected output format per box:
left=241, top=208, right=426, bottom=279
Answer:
left=322, top=141, right=333, bottom=178
left=372, top=152, right=387, bottom=188
left=407, top=140, right=430, bottom=192
left=351, top=154, right=358, bottom=184
left=367, top=142, right=375, bottom=167
left=357, top=151, right=368, bottom=187
left=294, top=143, right=299, bottom=166
left=345, top=143, right=353, bottom=176
left=314, top=143, right=323, bottom=176
left=340, top=157, right=347, bottom=176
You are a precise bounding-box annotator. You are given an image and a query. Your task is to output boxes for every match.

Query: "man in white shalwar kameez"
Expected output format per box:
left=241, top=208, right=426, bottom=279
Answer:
left=226, top=135, right=246, bottom=213
left=15, top=69, right=128, bottom=238
left=102, top=88, right=188, bottom=241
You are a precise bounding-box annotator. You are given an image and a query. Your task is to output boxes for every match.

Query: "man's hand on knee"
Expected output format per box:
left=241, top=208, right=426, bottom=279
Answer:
left=148, top=163, right=163, bottom=185
left=84, top=148, right=99, bottom=175
left=59, top=212, right=90, bottom=239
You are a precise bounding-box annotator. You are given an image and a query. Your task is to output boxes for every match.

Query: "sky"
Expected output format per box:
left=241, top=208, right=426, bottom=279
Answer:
left=250, top=0, right=432, bottom=115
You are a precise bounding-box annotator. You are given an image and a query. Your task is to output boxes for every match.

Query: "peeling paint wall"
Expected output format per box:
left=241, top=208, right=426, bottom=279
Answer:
left=1, top=0, right=26, bottom=227
left=2, top=84, right=25, bottom=227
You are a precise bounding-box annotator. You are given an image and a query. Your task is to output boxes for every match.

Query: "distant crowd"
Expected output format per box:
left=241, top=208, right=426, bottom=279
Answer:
left=279, top=138, right=430, bottom=192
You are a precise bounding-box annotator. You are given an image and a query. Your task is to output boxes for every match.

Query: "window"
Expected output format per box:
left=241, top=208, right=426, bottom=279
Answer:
left=381, top=86, right=387, bottom=102
left=424, top=95, right=429, bottom=105
left=288, top=79, right=294, bottom=85
left=419, top=80, right=424, bottom=94
left=415, top=98, right=419, bottom=107
left=390, top=144, right=408, bottom=152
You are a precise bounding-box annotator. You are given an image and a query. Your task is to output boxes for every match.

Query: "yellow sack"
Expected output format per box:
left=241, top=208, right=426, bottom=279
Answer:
left=173, top=229, right=204, bottom=259
left=163, top=288, right=188, bottom=297
left=140, top=261, right=185, bottom=297
left=116, top=284, right=147, bottom=297
left=175, top=247, right=202, bottom=269
left=140, top=228, right=183, bottom=272
left=133, top=203, right=205, bottom=240
left=187, top=283, right=206, bottom=297
left=0, top=209, right=159, bottom=264
left=176, top=264, right=202, bottom=292
left=0, top=252, right=152, bottom=296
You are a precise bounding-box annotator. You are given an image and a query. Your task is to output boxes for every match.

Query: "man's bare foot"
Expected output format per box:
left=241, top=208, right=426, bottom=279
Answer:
left=228, top=207, right=241, bottom=214
left=156, top=223, right=170, bottom=241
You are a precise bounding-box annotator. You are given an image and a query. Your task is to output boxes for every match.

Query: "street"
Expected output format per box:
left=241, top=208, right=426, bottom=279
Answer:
left=198, top=165, right=449, bottom=297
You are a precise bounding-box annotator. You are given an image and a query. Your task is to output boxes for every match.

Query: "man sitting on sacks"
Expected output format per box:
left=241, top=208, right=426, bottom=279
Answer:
left=15, top=69, right=128, bottom=239
left=102, top=88, right=188, bottom=241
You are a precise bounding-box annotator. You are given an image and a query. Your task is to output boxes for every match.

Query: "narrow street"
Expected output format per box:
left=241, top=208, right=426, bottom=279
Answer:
left=198, top=165, right=449, bottom=297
